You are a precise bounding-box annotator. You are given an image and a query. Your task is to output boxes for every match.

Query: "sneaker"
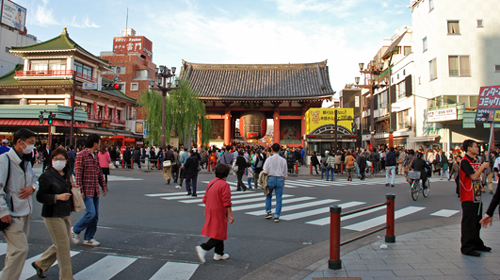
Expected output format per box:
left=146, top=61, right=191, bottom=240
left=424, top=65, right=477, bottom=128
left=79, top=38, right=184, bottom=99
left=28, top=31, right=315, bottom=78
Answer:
left=187, top=192, right=192, bottom=196
left=391, top=184, right=395, bottom=188
left=175, top=185, right=181, bottom=189
left=385, top=183, right=390, bottom=187
left=196, top=246, right=207, bottom=263
left=213, top=253, right=230, bottom=260
left=274, top=217, right=280, bottom=223
left=71, top=227, right=80, bottom=244
left=265, top=212, right=273, bottom=219
left=192, top=193, right=198, bottom=197
left=83, top=239, right=101, bottom=247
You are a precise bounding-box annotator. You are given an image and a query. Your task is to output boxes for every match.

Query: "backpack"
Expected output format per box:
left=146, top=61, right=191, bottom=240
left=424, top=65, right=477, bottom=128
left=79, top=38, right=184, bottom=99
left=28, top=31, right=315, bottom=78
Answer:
left=255, top=155, right=264, bottom=169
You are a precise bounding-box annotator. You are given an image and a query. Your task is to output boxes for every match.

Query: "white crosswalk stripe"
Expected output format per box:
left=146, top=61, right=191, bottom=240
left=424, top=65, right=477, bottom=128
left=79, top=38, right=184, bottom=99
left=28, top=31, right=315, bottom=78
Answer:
left=0, top=244, right=200, bottom=280
left=145, top=179, right=459, bottom=229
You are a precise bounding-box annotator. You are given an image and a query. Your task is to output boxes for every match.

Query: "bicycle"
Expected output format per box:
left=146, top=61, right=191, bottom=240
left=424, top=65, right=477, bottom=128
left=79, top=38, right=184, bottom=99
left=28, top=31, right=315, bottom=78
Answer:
left=408, top=171, right=430, bottom=201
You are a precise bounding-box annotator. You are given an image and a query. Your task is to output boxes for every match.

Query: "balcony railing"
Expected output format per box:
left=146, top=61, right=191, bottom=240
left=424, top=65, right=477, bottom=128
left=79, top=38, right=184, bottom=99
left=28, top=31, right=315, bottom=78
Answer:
left=111, top=119, right=126, bottom=125
left=88, top=114, right=102, bottom=122
left=15, top=70, right=97, bottom=83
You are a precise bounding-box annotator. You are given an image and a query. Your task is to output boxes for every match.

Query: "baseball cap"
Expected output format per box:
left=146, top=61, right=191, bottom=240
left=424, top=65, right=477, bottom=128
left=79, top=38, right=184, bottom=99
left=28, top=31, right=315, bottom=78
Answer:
left=1, top=139, right=8, bottom=144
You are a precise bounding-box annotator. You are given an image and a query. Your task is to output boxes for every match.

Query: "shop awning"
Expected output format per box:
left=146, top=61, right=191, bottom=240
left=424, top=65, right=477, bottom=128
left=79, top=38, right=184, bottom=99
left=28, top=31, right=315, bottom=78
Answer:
left=79, top=128, right=115, bottom=136
left=0, top=119, right=89, bottom=128
left=413, top=135, right=440, bottom=142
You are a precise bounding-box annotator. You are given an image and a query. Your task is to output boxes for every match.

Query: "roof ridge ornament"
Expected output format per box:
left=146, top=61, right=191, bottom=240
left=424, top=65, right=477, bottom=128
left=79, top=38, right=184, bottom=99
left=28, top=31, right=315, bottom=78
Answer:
left=61, top=27, right=68, bottom=36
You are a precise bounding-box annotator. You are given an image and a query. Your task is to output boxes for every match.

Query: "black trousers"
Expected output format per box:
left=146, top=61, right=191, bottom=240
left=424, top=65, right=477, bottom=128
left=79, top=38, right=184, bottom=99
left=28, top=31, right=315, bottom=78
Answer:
left=172, top=166, right=179, bottom=183
left=201, top=238, right=224, bottom=255
left=179, top=168, right=186, bottom=187
left=359, top=167, right=365, bottom=179
left=313, top=164, right=319, bottom=174
left=236, top=169, right=247, bottom=191
left=455, top=177, right=460, bottom=195
left=461, top=201, right=485, bottom=254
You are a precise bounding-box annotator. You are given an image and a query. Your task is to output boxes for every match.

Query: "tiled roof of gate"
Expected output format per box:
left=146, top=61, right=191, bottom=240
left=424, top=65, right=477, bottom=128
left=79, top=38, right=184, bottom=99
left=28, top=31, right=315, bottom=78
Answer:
left=180, top=60, right=334, bottom=100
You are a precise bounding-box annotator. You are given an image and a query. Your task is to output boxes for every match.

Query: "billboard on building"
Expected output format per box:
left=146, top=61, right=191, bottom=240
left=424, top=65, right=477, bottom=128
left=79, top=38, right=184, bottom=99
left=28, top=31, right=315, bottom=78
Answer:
left=113, top=36, right=153, bottom=60
left=475, top=85, right=500, bottom=122
left=0, top=0, right=26, bottom=32
left=305, top=108, right=354, bottom=134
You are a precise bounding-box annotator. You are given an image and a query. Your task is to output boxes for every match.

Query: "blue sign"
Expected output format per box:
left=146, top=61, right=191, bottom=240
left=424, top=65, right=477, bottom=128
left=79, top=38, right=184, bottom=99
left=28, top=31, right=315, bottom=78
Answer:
left=143, top=130, right=147, bottom=135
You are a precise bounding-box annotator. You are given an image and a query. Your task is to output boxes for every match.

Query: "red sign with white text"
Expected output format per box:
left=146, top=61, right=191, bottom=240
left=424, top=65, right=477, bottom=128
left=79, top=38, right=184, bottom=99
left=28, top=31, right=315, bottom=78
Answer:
left=113, top=36, right=153, bottom=61
left=476, top=85, right=500, bottom=122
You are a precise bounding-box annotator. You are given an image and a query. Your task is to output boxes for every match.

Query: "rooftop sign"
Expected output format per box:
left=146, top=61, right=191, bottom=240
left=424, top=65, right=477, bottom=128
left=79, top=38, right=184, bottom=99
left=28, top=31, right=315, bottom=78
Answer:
left=0, top=0, right=26, bottom=32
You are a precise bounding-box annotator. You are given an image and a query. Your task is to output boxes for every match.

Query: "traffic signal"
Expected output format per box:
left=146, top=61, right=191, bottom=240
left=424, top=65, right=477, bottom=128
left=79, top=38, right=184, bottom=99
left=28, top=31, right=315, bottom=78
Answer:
left=102, top=83, right=122, bottom=90
left=351, top=122, right=356, bottom=133
left=39, top=112, right=44, bottom=124
left=48, top=112, right=53, bottom=125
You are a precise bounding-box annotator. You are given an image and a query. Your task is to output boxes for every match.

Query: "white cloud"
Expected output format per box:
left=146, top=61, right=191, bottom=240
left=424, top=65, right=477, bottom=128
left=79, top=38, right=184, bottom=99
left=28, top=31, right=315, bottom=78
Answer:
left=31, top=0, right=59, bottom=27
left=271, top=0, right=365, bottom=17
left=64, top=15, right=100, bottom=28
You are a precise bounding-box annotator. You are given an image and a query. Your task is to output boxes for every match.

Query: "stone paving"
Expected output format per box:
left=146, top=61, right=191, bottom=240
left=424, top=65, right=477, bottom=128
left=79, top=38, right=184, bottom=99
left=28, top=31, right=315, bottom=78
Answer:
left=304, top=221, right=500, bottom=280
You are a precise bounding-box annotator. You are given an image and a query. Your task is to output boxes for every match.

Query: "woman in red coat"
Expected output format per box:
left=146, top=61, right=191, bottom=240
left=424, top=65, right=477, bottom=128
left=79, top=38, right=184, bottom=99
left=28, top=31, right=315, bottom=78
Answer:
left=196, top=164, right=234, bottom=263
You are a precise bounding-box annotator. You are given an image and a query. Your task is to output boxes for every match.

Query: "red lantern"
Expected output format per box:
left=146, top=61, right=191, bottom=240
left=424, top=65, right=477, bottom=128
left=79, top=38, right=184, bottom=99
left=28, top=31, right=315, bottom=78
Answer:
left=239, top=112, right=267, bottom=140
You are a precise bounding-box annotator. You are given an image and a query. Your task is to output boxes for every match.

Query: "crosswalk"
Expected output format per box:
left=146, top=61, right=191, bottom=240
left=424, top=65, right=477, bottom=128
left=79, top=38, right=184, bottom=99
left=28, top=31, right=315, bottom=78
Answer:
left=145, top=180, right=460, bottom=232
left=0, top=244, right=199, bottom=280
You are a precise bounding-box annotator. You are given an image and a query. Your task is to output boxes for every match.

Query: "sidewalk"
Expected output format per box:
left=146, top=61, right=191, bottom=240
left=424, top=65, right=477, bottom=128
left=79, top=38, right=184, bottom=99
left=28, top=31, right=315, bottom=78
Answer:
left=303, top=222, right=500, bottom=280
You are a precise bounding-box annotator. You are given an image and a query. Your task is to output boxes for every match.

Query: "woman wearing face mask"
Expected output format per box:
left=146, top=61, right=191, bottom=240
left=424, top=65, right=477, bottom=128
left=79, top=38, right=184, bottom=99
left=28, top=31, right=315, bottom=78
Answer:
left=31, top=147, right=74, bottom=279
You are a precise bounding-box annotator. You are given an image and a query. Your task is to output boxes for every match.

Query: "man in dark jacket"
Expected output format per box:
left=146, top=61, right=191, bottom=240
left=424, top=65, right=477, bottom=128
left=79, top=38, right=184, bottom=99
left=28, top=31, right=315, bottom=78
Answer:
left=356, top=148, right=367, bottom=180
left=123, top=147, right=132, bottom=169
left=133, top=147, right=141, bottom=169
left=369, top=149, right=380, bottom=174
left=42, top=143, right=50, bottom=172
left=385, top=147, right=398, bottom=187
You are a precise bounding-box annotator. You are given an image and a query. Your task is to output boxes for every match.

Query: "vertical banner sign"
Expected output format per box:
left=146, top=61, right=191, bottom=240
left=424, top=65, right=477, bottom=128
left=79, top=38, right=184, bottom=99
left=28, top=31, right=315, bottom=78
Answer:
left=113, top=107, right=118, bottom=123
left=475, top=85, right=500, bottom=122
left=93, top=102, right=98, bottom=120
left=104, top=104, right=109, bottom=120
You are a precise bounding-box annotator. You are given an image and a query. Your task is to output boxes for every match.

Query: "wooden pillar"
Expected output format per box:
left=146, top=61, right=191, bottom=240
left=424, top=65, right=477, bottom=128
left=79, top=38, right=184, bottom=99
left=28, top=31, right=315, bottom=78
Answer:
left=273, top=109, right=280, bottom=144
left=197, top=122, right=202, bottom=149
left=224, top=109, right=231, bottom=146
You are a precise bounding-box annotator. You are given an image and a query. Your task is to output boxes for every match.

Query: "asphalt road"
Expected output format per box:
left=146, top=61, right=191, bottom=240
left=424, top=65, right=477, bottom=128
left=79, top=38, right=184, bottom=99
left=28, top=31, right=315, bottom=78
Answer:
left=0, top=165, right=493, bottom=280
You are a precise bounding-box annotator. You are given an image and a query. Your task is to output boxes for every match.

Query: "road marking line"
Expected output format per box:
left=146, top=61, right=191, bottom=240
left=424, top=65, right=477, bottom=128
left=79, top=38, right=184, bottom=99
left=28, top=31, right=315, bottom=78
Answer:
left=149, top=261, right=199, bottom=280
left=0, top=251, right=80, bottom=280
left=280, top=201, right=365, bottom=221
left=73, top=255, right=136, bottom=280
left=177, top=193, right=265, bottom=204
left=342, top=206, right=425, bottom=232
left=229, top=197, right=315, bottom=211
left=306, top=206, right=387, bottom=226
left=245, top=199, right=340, bottom=216
left=430, top=209, right=459, bottom=217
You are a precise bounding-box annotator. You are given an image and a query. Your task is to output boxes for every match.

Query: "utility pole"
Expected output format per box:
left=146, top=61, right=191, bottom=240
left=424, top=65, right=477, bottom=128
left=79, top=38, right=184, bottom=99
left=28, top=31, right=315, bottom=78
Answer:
left=334, top=110, right=338, bottom=151
left=70, top=71, right=76, bottom=147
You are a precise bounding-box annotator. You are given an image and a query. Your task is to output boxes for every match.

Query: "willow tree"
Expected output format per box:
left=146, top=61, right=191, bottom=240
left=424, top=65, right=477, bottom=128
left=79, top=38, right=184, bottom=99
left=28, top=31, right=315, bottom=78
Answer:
left=138, top=80, right=211, bottom=147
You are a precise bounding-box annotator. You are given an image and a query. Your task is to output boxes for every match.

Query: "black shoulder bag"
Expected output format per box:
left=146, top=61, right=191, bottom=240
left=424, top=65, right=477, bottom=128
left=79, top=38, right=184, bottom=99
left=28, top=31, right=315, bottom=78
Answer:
left=1, top=155, right=11, bottom=231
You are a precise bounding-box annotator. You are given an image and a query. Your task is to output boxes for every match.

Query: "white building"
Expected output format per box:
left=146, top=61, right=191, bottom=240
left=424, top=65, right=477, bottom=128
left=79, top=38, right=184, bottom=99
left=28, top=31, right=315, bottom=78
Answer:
left=0, top=25, right=37, bottom=76
left=411, top=0, right=500, bottom=151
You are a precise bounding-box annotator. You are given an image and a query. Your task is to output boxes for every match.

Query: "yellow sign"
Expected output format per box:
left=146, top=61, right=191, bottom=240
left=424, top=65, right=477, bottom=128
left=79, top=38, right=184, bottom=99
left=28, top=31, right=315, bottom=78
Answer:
left=305, top=108, right=354, bottom=134
left=495, top=110, right=500, bottom=122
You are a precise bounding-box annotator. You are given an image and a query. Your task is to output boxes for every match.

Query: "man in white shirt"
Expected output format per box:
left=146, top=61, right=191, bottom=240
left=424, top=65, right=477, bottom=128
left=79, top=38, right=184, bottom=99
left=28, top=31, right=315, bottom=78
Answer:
left=262, top=143, right=288, bottom=223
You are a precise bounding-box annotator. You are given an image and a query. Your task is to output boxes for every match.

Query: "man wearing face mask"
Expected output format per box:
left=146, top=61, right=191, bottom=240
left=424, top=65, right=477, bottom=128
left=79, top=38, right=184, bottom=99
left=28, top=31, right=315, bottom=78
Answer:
left=71, top=134, right=107, bottom=247
left=0, top=128, right=38, bottom=280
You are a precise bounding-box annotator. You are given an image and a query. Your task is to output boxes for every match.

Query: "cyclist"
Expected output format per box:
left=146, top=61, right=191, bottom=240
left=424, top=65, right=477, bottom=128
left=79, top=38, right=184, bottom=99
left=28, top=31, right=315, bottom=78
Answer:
left=411, top=152, right=431, bottom=189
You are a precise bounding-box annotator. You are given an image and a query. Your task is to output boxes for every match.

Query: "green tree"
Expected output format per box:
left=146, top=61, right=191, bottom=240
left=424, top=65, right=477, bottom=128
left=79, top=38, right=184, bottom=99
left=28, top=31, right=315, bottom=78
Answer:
left=138, top=80, right=211, bottom=147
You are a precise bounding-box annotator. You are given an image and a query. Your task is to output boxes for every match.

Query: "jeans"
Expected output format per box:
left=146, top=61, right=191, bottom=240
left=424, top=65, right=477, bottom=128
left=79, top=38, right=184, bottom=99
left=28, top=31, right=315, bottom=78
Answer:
left=73, top=195, right=100, bottom=241
left=247, top=177, right=253, bottom=189
left=326, top=168, right=334, bottom=181
left=386, top=166, right=396, bottom=185
left=355, top=162, right=360, bottom=177
left=266, top=176, right=284, bottom=218
left=185, top=172, right=198, bottom=194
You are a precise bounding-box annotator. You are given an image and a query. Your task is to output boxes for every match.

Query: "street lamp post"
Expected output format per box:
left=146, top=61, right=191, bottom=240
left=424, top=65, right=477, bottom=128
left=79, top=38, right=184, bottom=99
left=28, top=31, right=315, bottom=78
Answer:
left=150, top=66, right=180, bottom=148
left=355, top=60, right=385, bottom=150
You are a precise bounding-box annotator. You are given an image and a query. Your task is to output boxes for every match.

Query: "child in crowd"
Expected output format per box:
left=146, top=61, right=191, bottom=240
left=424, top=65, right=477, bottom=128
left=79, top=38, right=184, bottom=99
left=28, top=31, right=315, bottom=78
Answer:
left=246, top=162, right=255, bottom=190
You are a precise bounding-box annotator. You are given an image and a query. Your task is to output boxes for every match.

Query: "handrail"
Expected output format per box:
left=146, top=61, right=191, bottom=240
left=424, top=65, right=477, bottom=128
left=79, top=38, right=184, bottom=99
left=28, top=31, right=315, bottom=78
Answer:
left=329, top=194, right=396, bottom=270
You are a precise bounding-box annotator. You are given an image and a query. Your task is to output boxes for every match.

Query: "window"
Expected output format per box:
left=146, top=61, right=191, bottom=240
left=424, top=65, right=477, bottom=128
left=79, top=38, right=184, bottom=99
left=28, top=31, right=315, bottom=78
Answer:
left=470, top=96, right=478, bottom=107
left=379, top=91, right=387, bottom=109
left=397, top=110, right=410, bottom=130
left=5, top=47, right=9, bottom=53
left=495, top=65, right=500, bottom=73
left=429, top=58, right=437, bottom=81
left=444, top=95, right=457, bottom=105
left=30, top=59, right=66, bottom=72
left=136, top=70, right=148, bottom=78
left=396, top=81, right=406, bottom=100
left=423, top=37, right=428, bottom=52
left=459, top=96, right=469, bottom=107
left=73, top=61, right=93, bottom=78
left=429, top=0, right=434, bottom=11
left=447, top=21, right=460, bottom=34
left=404, top=46, right=411, bottom=56
left=477, top=20, right=483, bottom=28
left=131, top=83, right=139, bottom=91
left=392, top=46, right=401, bottom=55
left=448, top=55, right=470, bottom=76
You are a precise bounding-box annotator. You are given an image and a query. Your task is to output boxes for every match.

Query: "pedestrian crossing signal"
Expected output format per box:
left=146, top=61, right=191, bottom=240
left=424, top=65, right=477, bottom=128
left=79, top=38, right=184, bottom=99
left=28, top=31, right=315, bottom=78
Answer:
left=351, top=122, right=356, bottom=133
left=38, top=114, right=43, bottom=124
left=48, top=112, right=53, bottom=125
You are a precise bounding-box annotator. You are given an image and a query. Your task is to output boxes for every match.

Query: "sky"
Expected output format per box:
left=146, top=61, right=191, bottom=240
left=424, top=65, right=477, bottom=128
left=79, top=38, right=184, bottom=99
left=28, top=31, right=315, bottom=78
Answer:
left=15, top=0, right=411, bottom=95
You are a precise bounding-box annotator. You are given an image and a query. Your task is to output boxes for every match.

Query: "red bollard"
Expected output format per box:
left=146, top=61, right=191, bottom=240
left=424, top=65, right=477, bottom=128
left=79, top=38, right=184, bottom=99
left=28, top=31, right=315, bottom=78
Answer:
left=157, top=159, right=160, bottom=170
left=341, top=163, right=343, bottom=174
left=329, top=205, right=342, bottom=270
left=295, top=162, right=299, bottom=173
left=121, top=159, right=125, bottom=169
left=385, top=194, right=396, bottom=243
left=131, top=159, right=134, bottom=169
left=310, top=162, right=313, bottom=174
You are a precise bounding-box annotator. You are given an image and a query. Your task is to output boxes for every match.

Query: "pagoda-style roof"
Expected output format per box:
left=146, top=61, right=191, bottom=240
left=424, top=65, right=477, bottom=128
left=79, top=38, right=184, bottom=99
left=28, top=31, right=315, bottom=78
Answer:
left=180, top=60, right=334, bottom=101
left=9, top=28, right=109, bottom=66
